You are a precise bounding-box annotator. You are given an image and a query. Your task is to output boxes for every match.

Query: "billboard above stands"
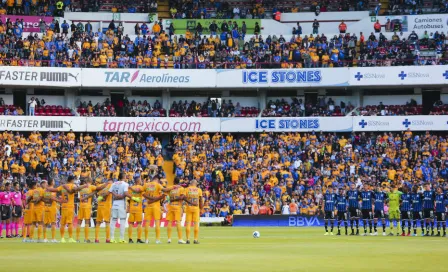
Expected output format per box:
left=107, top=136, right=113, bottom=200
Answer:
left=0, top=116, right=85, bottom=131
left=0, top=67, right=81, bottom=87
left=81, top=69, right=216, bottom=88
left=216, top=68, right=350, bottom=88
left=353, top=116, right=448, bottom=131
left=349, top=66, right=448, bottom=86
left=86, top=117, right=221, bottom=132
left=220, top=117, right=353, bottom=132
left=378, top=14, right=448, bottom=33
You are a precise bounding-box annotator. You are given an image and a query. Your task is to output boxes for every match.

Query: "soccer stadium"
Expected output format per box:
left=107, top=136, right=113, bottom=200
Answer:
left=0, top=0, right=447, bottom=271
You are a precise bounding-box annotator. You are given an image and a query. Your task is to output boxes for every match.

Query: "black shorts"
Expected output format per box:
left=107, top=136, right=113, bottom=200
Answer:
left=324, top=211, right=335, bottom=220
left=12, top=206, right=22, bottom=218
left=361, top=209, right=372, bottom=220
left=1, top=205, right=11, bottom=220
left=413, top=211, right=423, bottom=220
left=436, top=212, right=446, bottom=222
left=337, top=211, right=347, bottom=221
left=348, top=207, right=360, bottom=218
left=423, top=209, right=434, bottom=219
left=374, top=210, right=385, bottom=219
left=401, top=211, right=411, bottom=220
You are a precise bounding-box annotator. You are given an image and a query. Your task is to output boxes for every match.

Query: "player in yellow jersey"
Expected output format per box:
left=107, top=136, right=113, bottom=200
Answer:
left=166, top=177, right=187, bottom=244
left=128, top=177, right=144, bottom=243
left=48, top=176, right=88, bottom=243
left=41, top=180, right=63, bottom=243
left=95, top=179, right=113, bottom=243
left=141, top=176, right=169, bottom=244
left=184, top=179, right=203, bottom=244
left=26, top=181, right=45, bottom=242
left=76, top=178, right=96, bottom=243
left=22, top=185, right=34, bottom=242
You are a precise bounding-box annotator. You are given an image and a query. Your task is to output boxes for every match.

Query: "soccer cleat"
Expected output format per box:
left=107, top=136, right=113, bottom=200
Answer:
left=155, top=240, right=162, bottom=244
left=186, top=240, right=190, bottom=244
left=435, top=233, right=441, bottom=237
left=330, top=232, right=334, bottom=236
left=178, top=239, right=187, bottom=244
left=6, top=235, right=12, bottom=238
left=110, top=239, right=117, bottom=243
left=22, top=238, right=28, bottom=243
left=0, top=236, right=3, bottom=239
left=371, top=232, right=377, bottom=236
left=431, top=232, right=434, bottom=237
left=119, top=240, right=126, bottom=244
left=424, top=233, right=430, bottom=237
left=43, top=239, right=49, bottom=243
left=362, top=233, right=367, bottom=236
left=76, top=240, right=81, bottom=243
left=421, top=232, right=425, bottom=237
left=68, top=238, right=76, bottom=243
left=136, top=239, right=144, bottom=244
left=336, top=233, right=341, bottom=236
left=95, top=239, right=100, bottom=243
left=401, top=233, right=406, bottom=237
left=52, top=239, right=59, bottom=243
left=167, top=239, right=171, bottom=244
left=145, top=239, right=149, bottom=244
left=129, top=239, right=134, bottom=244
left=60, top=238, right=67, bottom=243
left=193, top=240, right=200, bottom=244
left=382, top=232, right=386, bottom=236
left=105, top=239, right=111, bottom=243
left=349, top=233, right=354, bottom=236
left=29, top=239, right=36, bottom=243
left=412, top=233, right=417, bottom=237
left=85, top=239, right=91, bottom=243
left=388, top=233, right=394, bottom=236
left=407, top=232, right=411, bottom=236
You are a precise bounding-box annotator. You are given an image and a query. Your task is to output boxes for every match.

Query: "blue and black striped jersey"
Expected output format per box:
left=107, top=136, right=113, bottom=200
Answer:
left=336, top=195, right=348, bottom=212
left=435, top=193, right=446, bottom=213
left=360, top=191, right=373, bottom=210
left=324, top=192, right=337, bottom=211
left=400, top=193, right=412, bottom=212
left=411, top=193, right=423, bottom=212
left=422, top=190, right=435, bottom=209
left=346, top=190, right=359, bottom=208
left=373, top=192, right=386, bottom=211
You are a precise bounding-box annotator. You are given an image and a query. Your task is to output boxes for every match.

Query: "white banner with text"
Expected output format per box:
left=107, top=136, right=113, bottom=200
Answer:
left=0, top=67, right=81, bottom=87
left=0, top=116, right=85, bottom=131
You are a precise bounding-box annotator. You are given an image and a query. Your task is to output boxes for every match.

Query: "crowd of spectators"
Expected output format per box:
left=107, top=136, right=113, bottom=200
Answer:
left=169, top=99, right=258, bottom=117
left=170, top=130, right=448, bottom=217
left=0, top=98, right=24, bottom=115
left=0, top=130, right=166, bottom=193
left=355, top=100, right=422, bottom=116
left=77, top=99, right=117, bottom=116
left=123, top=98, right=167, bottom=117
left=262, top=97, right=354, bottom=117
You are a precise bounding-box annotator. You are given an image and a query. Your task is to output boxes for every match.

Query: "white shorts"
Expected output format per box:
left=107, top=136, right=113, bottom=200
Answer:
left=111, top=208, right=127, bottom=219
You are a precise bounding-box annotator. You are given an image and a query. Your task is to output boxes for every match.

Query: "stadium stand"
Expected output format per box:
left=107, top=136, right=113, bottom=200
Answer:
left=169, top=99, right=259, bottom=117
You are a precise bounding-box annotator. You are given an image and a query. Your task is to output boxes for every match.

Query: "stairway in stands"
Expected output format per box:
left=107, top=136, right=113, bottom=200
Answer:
left=162, top=161, right=174, bottom=186
left=157, top=0, right=170, bottom=19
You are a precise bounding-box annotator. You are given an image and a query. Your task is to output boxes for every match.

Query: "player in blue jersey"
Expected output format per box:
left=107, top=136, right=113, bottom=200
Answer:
left=372, top=185, right=387, bottom=236
left=360, top=185, right=373, bottom=236
left=346, top=183, right=360, bottom=235
left=335, top=189, right=348, bottom=236
left=322, top=186, right=337, bottom=236
left=411, top=186, right=424, bottom=236
left=434, top=187, right=446, bottom=237
left=422, top=183, right=435, bottom=236
left=400, top=186, right=412, bottom=236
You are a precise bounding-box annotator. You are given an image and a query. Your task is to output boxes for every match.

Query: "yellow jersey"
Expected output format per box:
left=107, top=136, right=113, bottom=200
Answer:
left=129, top=185, right=143, bottom=213
left=143, top=182, right=163, bottom=208
left=185, top=186, right=202, bottom=208
left=168, top=186, right=185, bottom=207
left=58, top=183, right=76, bottom=210
left=79, top=185, right=97, bottom=209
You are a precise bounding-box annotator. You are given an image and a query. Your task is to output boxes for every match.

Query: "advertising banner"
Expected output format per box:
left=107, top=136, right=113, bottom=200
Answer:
left=0, top=15, right=54, bottom=32
left=216, top=68, right=350, bottom=88
left=349, top=65, right=448, bottom=86
left=81, top=68, right=216, bottom=88
left=86, top=117, right=221, bottom=132
left=167, top=19, right=261, bottom=34
left=378, top=14, right=448, bottom=33
left=353, top=116, right=448, bottom=131
left=233, top=215, right=325, bottom=227
left=220, top=117, right=353, bottom=132
left=0, top=67, right=81, bottom=87
left=0, top=116, right=85, bottom=132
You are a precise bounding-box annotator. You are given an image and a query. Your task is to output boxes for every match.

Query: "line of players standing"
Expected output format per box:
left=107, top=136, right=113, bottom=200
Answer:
left=322, top=183, right=447, bottom=237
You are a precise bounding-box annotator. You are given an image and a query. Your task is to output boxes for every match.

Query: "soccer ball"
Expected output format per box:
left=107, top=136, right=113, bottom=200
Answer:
left=253, top=231, right=260, bottom=238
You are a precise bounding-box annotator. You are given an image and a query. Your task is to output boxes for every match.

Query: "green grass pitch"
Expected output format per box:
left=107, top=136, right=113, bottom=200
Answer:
left=0, top=227, right=447, bottom=272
